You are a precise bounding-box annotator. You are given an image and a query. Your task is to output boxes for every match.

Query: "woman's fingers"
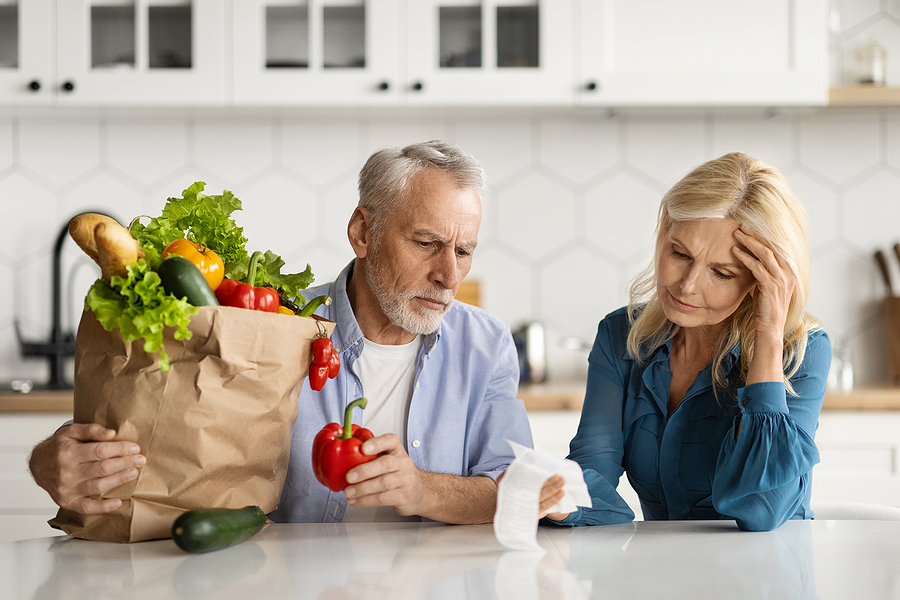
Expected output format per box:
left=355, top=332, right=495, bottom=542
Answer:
left=537, top=475, right=566, bottom=518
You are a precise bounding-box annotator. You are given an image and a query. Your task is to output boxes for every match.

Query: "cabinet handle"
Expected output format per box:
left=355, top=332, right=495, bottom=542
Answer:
left=378, top=81, right=390, bottom=91
left=585, top=81, right=599, bottom=91
left=28, top=80, right=41, bottom=92
left=411, top=81, right=424, bottom=91
left=61, top=81, right=75, bottom=92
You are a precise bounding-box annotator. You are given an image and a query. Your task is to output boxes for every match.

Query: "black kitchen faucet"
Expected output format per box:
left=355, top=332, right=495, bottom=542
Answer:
left=15, top=219, right=78, bottom=390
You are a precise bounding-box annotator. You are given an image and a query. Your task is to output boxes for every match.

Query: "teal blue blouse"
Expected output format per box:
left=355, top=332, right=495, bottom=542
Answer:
left=556, top=307, right=831, bottom=532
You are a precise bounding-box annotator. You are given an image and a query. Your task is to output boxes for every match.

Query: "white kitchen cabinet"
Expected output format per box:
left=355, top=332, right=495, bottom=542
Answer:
left=576, top=0, right=829, bottom=106
left=232, top=0, right=574, bottom=106
left=0, top=0, right=53, bottom=105
left=55, top=0, right=226, bottom=105
left=0, top=0, right=226, bottom=106
left=811, top=411, right=900, bottom=509
left=0, top=413, right=68, bottom=544
left=404, top=0, right=574, bottom=106
left=1, top=0, right=832, bottom=108
left=231, top=0, right=401, bottom=105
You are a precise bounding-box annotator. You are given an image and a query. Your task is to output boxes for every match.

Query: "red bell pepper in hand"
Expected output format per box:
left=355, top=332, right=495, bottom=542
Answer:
left=215, top=250, right=280, bottom=312
left=312, top=397, right=378, bottom=492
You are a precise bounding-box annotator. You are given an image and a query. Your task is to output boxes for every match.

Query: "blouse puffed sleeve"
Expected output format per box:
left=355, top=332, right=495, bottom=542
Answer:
left=712, top=329, right=831, bottom=531
left=550, top=312, right=635, bottom=527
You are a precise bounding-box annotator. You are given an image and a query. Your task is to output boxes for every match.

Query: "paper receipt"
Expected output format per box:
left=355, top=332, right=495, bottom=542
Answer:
left=493, top=441, right=592, bottom=551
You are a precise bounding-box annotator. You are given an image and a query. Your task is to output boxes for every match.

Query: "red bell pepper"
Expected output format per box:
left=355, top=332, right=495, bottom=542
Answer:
left=312, top=397, right=378, bottom=492
left=215, top=250, right=280, bottom=312
left=328, top=349, right=341, bottom=378
left=308, top=332, right=340, bottom=391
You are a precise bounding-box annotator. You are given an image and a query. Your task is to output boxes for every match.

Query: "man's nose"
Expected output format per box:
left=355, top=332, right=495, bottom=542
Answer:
left=432, top=248, right=462, bottom=290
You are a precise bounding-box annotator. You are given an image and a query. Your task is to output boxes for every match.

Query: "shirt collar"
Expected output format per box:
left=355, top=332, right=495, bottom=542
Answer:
left=623, top=332, right=742, bottom=373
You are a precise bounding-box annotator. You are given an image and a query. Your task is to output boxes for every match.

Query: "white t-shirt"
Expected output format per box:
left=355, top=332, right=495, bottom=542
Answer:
left=341, top=335, right=422, bottom=523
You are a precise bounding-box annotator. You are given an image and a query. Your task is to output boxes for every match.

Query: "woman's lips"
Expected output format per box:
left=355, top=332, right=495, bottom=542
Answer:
left=669, top=292, right=699, bottom=311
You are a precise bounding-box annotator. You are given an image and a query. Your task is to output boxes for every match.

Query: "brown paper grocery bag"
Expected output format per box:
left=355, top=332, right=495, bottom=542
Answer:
left=49, top=305, right=334, bottom=543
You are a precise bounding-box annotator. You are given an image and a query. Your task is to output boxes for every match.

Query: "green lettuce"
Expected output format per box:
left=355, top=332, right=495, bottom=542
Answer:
left=130, top=181, right=313, bottom=301
left=85, top=251, right=197, bottom=372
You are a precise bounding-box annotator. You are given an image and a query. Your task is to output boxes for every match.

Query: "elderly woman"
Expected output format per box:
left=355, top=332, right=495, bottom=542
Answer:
left=541, top=152, right=830, bottom=531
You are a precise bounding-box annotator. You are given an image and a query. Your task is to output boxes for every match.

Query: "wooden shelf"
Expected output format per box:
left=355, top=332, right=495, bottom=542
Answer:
left=0, top=391, right=73, bottom=413
left=829, top=86, right=900, bottom=106
left=5, top=386, right=898, bottom=414
left=520, top=382, right=900, bottom=412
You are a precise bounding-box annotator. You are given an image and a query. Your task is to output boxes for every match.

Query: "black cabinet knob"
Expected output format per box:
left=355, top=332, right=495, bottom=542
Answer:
left=28, top=80, right=41, bottom=91
left=411, top=81, right=424, bottom=91
left=378, top=81, right=390, bottom=91
left=61, top=81, right=75, bottom=92
left=585, top=81, right=598, bottom=91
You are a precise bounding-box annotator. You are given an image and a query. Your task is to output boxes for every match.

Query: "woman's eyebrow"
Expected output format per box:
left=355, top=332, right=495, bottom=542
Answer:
left=670, top=236, right=744, bottom=270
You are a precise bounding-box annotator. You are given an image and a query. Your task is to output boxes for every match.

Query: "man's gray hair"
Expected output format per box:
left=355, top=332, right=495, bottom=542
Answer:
left=357, top=139, right=487, bottom=236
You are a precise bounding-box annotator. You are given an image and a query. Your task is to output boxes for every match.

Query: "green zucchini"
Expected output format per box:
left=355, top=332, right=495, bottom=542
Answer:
left=172, top=506, right=266, bottom=553
left=158, top=255, right=219, bottom=306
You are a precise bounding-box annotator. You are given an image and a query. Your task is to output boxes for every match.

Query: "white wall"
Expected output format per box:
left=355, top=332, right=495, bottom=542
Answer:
left=2, top=106, right=900, bottom=388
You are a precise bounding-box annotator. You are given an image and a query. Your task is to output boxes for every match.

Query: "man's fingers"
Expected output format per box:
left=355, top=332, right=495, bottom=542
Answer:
left=88, top=440, right=142, bottom=461
left=70, top=496, right=124, bottom=516
left=85, top=454, right=146, bottom=479
left=345, top=459, right=400, bottom=496
left=67, top=423, right=117, bottom=442
left=77, top=467, right=140, bottom=500
left=360, top=433, right=402, bottom=456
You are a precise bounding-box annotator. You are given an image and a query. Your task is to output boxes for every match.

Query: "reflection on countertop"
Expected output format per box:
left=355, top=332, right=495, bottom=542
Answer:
left=4, top=520, right=899, bottom=600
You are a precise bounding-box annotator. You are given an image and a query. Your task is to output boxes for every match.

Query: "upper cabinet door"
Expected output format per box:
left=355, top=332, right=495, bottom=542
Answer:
left=0, top=0, right=53, bottom=105
left=405, top=0, right=574, bottom=106
left=578, top=0, right=828, bottom=106
left=231, top=0, right=400, bottom=106
left=55, top=0, right=226, bottom=106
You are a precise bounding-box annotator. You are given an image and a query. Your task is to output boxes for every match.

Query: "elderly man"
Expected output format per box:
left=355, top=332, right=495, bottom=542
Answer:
left=29, top=140, right=533, bottom=524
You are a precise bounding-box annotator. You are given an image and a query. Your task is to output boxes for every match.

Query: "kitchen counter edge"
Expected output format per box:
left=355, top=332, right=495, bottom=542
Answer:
left=4, top=386, right=900, bottom=414
left=517, top=383, right=900, bottom=412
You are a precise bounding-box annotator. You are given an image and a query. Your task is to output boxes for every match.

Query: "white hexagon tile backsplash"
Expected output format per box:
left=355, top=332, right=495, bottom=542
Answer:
left=3, top=106, right=900, bottom=388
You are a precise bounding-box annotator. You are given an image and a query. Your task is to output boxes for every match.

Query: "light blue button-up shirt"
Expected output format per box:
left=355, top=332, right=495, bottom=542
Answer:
left=553, top=307, right=830, bottom=532
left=269, top=262, right=533, bottom=523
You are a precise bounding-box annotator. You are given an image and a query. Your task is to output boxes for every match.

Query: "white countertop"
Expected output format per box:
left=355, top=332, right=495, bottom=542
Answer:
left=1, top=519, right=898, bottom=599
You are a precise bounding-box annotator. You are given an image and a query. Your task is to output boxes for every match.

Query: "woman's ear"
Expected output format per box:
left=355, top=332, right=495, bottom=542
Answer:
left=347, top=207, right=371, bottom=259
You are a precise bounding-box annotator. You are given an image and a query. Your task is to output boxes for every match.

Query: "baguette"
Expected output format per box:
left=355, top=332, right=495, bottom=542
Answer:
left=95, top=221, right=140, bottom=280
left=68, top=213, right=119, bottom=263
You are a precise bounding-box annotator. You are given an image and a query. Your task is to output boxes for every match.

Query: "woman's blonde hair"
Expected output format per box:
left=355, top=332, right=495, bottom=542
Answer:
left=627, top=152, right=819, bottom=396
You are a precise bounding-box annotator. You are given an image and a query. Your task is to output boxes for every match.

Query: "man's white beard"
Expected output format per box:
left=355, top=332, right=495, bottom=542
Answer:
left=365, top=250, right=454, bottom=336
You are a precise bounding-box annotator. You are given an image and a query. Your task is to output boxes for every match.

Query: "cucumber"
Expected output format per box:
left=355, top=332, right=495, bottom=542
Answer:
left=158, top=255, right=219, bottom=306
left=172, top=506, right=266, bottom=553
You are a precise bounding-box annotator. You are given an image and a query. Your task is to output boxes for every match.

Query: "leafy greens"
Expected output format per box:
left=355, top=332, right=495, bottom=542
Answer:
left=85, top=181, right=315, bottom=371
left=85, top=248, right=196, bottom=372
left=130, top=181, right=314, bottom=300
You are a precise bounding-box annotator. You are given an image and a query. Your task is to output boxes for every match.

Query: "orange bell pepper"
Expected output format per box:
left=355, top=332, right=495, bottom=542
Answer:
left=162, top=239, right=224, bottom=291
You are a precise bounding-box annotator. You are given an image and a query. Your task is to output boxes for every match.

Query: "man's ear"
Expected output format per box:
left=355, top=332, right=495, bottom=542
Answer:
left=347, top=207, right=371, bottom=259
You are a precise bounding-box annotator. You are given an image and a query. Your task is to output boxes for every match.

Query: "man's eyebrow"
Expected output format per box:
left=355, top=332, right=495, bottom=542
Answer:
left=413, top=230, right=477, bottom=252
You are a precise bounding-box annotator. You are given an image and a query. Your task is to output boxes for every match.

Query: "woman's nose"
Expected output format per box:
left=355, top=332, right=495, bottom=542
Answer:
left=680, top=266, right=701, bottom=293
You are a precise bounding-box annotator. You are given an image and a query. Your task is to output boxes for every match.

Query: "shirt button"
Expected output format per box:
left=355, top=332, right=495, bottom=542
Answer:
left=412, top=440, right=421, bottom=448
left=741, top=397, right=749, bottom=406
left=415, top=382, right=420, bottom=390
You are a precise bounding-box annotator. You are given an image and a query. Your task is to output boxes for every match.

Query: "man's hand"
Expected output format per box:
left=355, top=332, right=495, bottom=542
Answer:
left=343, top=433, right=425, bottom=516
left=28, top=423, right=145, bottom=514
left=342, top=433, right=497, bottom=524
